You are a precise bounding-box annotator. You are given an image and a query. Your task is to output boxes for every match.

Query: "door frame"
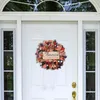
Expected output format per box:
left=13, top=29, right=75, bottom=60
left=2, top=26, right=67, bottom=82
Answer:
left=0, top=12, right=100, bottom=100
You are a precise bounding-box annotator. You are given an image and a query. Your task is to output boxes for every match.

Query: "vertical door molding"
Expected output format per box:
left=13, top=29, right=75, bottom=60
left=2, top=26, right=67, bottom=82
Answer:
left=0, top=25, right=2, bottom=100
left=16, top=18, right=22, bottom=100
left=97, top=21, right=100, bottom=100
left=78, top=20, right=84, bottom=100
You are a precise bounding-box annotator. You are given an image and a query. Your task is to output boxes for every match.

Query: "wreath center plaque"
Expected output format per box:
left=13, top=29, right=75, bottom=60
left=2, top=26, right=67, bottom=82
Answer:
left=43, top=52, right=59, bottom=59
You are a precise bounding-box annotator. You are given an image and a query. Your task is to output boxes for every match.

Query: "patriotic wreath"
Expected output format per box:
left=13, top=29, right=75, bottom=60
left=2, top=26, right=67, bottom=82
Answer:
left=35, top=40, right=67, bottom=70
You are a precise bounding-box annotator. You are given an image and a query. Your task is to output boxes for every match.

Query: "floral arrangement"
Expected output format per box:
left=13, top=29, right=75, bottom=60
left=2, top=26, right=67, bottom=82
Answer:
left=35, top=40, right=67, bottom=70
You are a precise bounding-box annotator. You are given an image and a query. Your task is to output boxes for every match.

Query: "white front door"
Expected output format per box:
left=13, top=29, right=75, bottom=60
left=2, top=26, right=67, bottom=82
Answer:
left=22, top=21, right=78, bottom=100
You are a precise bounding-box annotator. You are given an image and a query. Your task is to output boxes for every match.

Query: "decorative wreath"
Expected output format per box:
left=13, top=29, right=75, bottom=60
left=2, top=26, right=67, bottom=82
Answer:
left=35, top=40, right=67, bottom=70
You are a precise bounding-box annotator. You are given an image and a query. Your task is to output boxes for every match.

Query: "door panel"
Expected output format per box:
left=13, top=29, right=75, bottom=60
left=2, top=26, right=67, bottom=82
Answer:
left=22, top=22, right=78, bottom=100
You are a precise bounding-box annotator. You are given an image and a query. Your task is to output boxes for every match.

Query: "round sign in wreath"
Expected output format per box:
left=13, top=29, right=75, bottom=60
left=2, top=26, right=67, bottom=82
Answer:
left=35, top=40, right=67, bottom=70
